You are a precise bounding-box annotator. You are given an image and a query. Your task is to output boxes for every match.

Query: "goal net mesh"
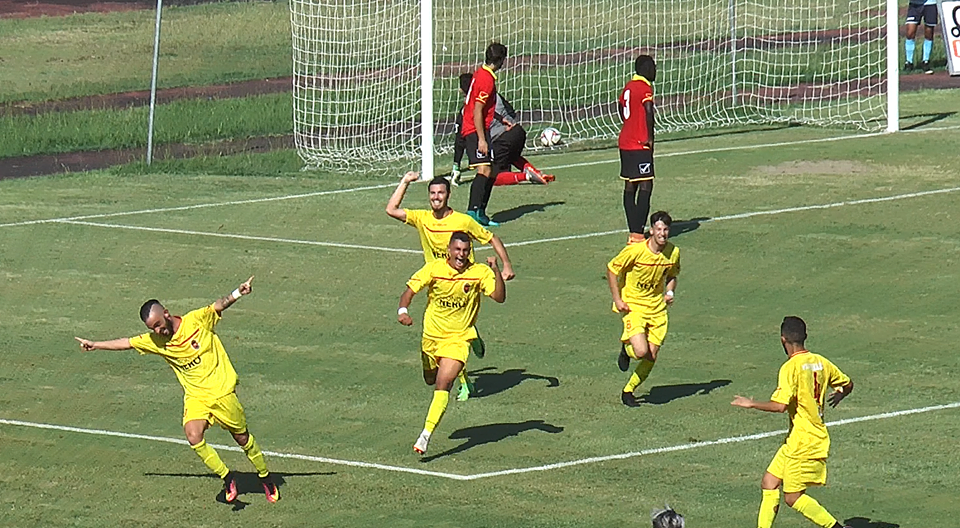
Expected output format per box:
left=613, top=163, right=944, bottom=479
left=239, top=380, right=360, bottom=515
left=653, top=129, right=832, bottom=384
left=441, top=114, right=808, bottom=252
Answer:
left=289, top=0, right=887, bottom=170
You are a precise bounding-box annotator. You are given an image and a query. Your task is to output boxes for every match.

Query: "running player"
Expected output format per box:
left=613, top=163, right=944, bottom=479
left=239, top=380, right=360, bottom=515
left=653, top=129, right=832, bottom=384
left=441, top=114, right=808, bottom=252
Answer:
left=74, top=276, right=279, bottom=504
left=618, top=54, right=657, bottom=244
left=463, top=42, right=508, bottom=226
left=732, top=316, right=855, bottom=528
left=397, top=232, right=506, bottom=455
left=386, top=172, right=514, bottom=401
left=606, top=211, right=680, bottom=407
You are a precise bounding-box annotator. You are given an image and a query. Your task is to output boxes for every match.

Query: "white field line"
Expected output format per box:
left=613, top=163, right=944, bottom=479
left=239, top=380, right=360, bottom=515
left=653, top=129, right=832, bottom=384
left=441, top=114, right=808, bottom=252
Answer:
left=2, top=401, right=958, bottom=481
left=4, top=122, right=959, bottom=230
left=0, top=182, right=397, bottom=229
left=56, top=220, right=422, bottom=255
left=0, top=418, right=467, bottom=480
left=43, top=184, right=960, bottom=254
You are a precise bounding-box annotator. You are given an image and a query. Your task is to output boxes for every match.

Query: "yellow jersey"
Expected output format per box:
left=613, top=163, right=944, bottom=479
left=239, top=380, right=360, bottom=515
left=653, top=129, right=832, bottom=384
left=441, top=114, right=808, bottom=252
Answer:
left=607, top=241, right=681, bottom=315
left=404, top=209, right=493, bottom=262
left=770, top=350, right=851, bottom=460
left=407, top=259, right=497, bottom=340
left=129, top=304, right=238, bottom=401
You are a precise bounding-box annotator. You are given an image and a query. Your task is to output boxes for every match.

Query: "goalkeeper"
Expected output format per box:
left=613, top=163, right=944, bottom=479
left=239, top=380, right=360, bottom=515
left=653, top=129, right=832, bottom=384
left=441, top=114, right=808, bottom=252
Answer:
left=452, top=73, right=554, bottom=193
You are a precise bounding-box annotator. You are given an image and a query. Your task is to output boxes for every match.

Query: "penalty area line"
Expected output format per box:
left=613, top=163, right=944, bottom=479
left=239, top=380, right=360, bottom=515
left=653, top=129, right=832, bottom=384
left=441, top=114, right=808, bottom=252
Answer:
left=2, top=401, right=957, bottom=482
left=0, top=418, right=470, bottom=481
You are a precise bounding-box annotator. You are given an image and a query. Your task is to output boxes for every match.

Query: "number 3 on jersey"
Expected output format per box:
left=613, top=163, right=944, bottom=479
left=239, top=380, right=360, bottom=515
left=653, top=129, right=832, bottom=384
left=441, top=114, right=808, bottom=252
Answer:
left=622, top=89, right=631, bottom=119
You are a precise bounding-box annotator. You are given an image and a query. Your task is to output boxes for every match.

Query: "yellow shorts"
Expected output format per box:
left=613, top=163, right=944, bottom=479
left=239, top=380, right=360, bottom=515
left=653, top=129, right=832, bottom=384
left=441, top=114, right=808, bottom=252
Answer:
left=766, top=445, right=827, bottom=493
left=182, top=392, right=247, bottom=434
left=421, top=335, right=470, bottom=370
left=620, top=310, right=668, bottom=346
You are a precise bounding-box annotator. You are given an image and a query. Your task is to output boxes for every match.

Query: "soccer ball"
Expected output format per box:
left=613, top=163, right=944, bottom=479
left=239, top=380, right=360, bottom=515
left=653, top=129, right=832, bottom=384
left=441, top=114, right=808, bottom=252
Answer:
left=539, top=127, right=561, bottom=147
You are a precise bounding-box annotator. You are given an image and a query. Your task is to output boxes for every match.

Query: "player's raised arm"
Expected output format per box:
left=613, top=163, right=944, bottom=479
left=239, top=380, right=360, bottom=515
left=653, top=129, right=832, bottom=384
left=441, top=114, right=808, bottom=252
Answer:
left=486, top=257, right=506, bottom=303
left=488, top=235, right=515, bottom=281
left=397, top=287, right=416, bottom=326
left=386, top=171, right=421, bottom=222
left=214, top=276, right=254, bottom=315
left=75, top=336, right=132, bottom=351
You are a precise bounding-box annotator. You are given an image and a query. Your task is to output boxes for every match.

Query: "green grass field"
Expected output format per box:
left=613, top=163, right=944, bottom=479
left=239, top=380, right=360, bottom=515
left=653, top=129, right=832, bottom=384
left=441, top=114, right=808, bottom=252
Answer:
left=2, top=101, right=960, bottom=526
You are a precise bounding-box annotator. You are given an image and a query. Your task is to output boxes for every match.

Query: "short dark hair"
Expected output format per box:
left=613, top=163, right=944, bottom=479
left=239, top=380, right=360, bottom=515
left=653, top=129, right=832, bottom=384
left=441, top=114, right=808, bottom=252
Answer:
left=781, top=316, right=807, bottom=344
left=649, top=211, right=672, bottom=227
left=635, top=54, right=657, bottom=81
left=459, top=73, right=473, bottom=94
left=140, top=299, right=162, bottom=322
left=449, top=231, right=472, bottom=246
left=485, top=42, right=508, bottom=69
left=428, top=176, right=450, bottom=192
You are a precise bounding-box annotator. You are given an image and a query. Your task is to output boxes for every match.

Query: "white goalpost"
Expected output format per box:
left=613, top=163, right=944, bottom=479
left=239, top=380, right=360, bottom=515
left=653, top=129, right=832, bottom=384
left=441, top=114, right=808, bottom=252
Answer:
left=288, top=0, right=899, bottom=172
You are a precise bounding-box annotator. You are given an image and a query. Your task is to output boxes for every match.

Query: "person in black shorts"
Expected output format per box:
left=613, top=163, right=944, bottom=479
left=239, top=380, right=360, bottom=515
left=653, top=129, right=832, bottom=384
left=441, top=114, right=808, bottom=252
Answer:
left=904, top=0, right=939, bottom=74
left=618, top=55, right=657, bottom=243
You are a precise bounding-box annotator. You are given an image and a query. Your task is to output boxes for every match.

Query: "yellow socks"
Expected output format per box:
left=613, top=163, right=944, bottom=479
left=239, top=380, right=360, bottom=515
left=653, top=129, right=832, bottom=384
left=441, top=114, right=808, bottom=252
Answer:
left=623, top=359, right=655, bottom=393
left=242, top=434, right=270, bottom=478
left=758, top=489, right=780, bottom=528
left=191, top=439, right=229, bottom=479
left=424, top=390, right=450, bottom=434
left=791, top=494, right=838, bottom=528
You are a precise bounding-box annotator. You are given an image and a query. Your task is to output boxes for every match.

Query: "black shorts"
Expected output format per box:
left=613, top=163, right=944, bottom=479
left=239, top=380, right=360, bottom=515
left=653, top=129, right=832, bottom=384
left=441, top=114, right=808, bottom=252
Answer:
left=491, top=125, right=527, bottom=173
left=905, top=3, right=937, bottom=26
left=620, top=149, right=655, bottom=182
left=464, top=131, right=493, bottom=167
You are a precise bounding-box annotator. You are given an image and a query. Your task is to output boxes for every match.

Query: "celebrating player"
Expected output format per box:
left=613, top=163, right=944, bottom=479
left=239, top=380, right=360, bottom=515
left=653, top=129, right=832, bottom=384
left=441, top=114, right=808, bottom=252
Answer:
left=731, top=316, right=855, bottom=528
left=74, top=277, right=279, bottom=504
left=452, top=73, right=554, bottom=191
left=618, top=54, right=657, bottom=244
left=606, top=211, right=680, bottom=407
left=386, top=172, right=514, bottom=401
left=397, top=232, right=506, bottom=455
left=463, top=42, right=508, bottom=227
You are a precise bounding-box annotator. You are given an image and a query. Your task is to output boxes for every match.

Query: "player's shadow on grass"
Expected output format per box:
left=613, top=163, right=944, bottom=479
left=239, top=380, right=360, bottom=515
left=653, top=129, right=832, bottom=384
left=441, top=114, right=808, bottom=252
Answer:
left=901, top=111, right=956, bottom=131
left=636, top=379, right=731, bottom=405
left=844, top=517, right=900, bottom=528
left=670, top=217, right=709, bottom=238
left=420, top=420, right=564, bottom=462
left=491, top=201, right=565, bottom=224
left=467, top=366, right=560, bottom=398
left=144, top=471, right=333, bottom=510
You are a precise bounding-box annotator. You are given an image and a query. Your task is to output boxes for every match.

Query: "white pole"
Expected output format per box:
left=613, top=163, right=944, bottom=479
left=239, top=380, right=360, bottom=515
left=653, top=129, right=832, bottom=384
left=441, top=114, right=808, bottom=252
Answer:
left=147, top=0, right=163, bottom=165
left=729, top=0, right=737, bottom=106
left=420, top=0, right=435, bottom=179
left=886, top=0, right=899, bottom=132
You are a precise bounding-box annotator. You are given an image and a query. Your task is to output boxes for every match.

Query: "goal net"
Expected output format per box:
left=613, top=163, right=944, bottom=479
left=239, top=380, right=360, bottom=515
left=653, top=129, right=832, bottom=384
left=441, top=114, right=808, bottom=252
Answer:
left=289, top=0, right=889, bottom=170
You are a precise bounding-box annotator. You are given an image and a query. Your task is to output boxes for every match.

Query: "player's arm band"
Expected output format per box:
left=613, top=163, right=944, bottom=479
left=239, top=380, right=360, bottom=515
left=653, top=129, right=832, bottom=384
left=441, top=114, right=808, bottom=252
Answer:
left=398, top=307, right=408, bottom=315
left=231, top=288, right=243, bottom=301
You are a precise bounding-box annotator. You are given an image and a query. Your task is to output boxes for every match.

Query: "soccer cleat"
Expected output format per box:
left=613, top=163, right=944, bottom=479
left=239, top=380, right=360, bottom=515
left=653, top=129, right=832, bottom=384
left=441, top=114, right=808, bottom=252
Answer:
left=628, top=232, right=645, bottom=244
left=477, top=210, right=500, bottom=227
left=921, top=61, right=933, bottom=74
left=260, top=474, right=280, bottom=503
left=523, top=167, right=551, bottom=185
left=621, top=391, right=640, bottom=407
left=413, top=429, right=431, bottom=455
left=618, top=343, right=630, bottom=372
left=222, top=471, right=239, bottom=503
left=903, top=60, right=914, bottom=71
left=471, top=336, right=486, bottom=359
left=466, top=209, right=482, bottom=224
left=456, top=381, right=471, bottom=402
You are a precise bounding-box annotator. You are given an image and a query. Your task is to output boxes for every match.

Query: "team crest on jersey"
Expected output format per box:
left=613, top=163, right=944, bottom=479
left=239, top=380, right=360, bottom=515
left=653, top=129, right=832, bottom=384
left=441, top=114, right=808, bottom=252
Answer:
left=190, top=339, right=200, bottom=350
left=463, top=283, right=472, bottom=294
left=638, top=163, right=651, bottom=174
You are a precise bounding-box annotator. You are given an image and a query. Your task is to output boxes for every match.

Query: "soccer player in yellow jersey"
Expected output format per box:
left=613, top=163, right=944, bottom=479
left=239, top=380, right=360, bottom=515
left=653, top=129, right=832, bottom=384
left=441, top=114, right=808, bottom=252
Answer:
left=732, top=316, right=855, bottom=528
left=387, top=170, right=514, bottom=402
left=74, top=276, right=279, bottom=504
left=606, top=211, right=681, bottom=407
left=397, top=231, right=506, bottom=455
